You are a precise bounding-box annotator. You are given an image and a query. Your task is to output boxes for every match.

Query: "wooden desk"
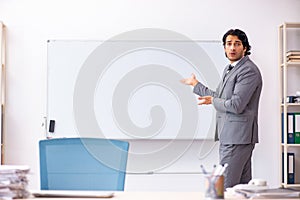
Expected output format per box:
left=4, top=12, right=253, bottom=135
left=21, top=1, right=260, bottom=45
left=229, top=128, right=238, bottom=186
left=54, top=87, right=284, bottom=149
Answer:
left=20, top=192, right=205, bottom=200
left=16, top=191, right=297, bottom=200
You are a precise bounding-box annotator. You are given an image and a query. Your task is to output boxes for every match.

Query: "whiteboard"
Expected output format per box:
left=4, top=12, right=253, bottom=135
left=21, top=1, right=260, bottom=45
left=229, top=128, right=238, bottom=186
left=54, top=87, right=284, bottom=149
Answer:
left=47, top=40, right=228, bottom=140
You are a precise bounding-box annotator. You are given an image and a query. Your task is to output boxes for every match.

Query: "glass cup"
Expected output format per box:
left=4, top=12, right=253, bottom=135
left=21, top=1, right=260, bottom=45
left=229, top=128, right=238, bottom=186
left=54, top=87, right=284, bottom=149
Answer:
left=204, top=175, right=224, bottom=199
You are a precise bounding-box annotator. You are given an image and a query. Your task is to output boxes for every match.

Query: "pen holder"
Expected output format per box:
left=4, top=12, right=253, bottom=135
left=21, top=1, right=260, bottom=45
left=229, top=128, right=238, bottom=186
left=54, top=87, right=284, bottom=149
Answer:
left=204, top=175, right=224, bottom=199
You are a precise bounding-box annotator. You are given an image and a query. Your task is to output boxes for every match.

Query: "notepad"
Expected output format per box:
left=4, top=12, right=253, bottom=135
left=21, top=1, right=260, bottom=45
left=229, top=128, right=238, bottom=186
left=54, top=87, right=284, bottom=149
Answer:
left=30, top=190, right=114, bottom=198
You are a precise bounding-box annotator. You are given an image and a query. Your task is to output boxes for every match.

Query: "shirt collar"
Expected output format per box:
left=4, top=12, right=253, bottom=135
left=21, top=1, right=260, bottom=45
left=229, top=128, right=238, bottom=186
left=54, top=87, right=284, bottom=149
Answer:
left=230, top=58, right=242, bottom=67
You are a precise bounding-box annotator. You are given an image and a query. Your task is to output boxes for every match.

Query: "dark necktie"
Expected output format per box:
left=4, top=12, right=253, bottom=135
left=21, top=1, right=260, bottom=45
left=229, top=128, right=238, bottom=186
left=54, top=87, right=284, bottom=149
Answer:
left=223, top=65, right=233, bottom=82
left=226, top=65, right=233, bottom=74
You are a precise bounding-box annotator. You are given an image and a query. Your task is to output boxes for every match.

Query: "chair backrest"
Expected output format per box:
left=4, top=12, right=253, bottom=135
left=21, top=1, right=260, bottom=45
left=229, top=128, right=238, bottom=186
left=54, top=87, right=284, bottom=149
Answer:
left=39, top=138, right=129, bottom=191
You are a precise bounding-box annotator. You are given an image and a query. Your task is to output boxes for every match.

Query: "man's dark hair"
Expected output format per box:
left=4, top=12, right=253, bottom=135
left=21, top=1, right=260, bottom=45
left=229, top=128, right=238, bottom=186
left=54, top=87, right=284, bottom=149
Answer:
left=222, top=29, right=251, bottom=56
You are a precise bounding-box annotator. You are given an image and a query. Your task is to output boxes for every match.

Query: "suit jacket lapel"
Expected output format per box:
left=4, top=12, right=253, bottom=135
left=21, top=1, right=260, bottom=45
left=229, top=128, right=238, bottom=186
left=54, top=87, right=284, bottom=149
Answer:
left=218, top=56, right=249, bottom=97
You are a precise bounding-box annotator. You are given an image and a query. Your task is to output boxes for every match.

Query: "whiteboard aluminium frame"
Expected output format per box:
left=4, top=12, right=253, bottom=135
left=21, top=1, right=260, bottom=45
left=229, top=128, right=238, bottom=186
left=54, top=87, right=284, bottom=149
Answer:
left=46, top=40, right=227, bottom=140
left=0, top=21, right=6, bottom=164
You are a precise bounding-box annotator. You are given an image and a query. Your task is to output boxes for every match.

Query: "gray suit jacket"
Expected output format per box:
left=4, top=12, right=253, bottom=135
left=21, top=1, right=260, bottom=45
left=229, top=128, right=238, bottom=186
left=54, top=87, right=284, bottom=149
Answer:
left=193, top=56, right=262, bottom=144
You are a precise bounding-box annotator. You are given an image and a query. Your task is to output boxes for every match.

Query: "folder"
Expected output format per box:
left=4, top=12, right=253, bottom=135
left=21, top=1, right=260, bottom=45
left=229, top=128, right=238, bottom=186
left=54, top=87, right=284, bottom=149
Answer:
left=294, top=113, right=300, bottom=144
left=287, top=113, right=295, bottom=144
left=282, top=152, right=295, bottom=184
left=281, top=113, right=295, bottom=144
left=287, top=152, right=295, bottom=184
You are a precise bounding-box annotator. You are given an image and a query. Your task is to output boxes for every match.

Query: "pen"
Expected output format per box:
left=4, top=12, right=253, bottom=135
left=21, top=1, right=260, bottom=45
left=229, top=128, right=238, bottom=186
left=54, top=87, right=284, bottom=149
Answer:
left=219, top=163, right=228, bottom=176
left=213, top=165, right=223, bottom=176
left=211, top=164, right=217, bottom=174
left=200, top=165, right=208, bottom=174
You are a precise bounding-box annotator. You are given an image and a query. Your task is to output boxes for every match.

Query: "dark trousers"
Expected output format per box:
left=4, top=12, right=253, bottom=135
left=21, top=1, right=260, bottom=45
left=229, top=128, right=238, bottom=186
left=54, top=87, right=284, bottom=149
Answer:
left=219, top=143, right=255, bottom=189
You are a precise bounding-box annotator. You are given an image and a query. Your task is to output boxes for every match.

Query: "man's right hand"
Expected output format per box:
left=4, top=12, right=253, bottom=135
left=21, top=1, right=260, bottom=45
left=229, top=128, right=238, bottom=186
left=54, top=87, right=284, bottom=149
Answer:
left=180, top=73, right=199, bottom=87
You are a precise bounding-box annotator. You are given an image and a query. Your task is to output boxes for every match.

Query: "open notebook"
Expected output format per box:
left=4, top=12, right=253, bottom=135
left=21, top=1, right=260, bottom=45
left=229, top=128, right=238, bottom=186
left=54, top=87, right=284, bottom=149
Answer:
left=30, top=190, right=114, bottom=198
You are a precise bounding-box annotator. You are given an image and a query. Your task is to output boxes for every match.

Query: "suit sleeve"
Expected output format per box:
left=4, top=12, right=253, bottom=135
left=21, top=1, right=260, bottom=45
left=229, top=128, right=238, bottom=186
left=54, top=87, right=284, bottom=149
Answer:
left=193, top=82, right=218, bottom=97
left=212, top=67, right=262, bottom=114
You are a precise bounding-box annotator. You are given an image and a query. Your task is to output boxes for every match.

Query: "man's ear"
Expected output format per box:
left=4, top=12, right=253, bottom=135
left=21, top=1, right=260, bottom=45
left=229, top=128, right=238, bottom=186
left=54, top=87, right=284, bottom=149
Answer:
left=243, top=47, right=247, bottom=55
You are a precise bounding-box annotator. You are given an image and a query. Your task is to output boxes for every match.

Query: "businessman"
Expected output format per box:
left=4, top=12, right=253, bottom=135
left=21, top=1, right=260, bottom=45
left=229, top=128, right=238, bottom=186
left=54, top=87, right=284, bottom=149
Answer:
left=181, top=29, right=262, bottom=188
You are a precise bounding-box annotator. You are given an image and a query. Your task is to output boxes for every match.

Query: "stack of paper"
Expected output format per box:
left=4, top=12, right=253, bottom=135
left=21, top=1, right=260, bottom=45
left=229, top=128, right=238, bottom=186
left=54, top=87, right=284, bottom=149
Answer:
left=234, top=188, right=300, bottom=199
left=0, top=165, right=30, bottom=199
left=287, top=50, right=300, bottom=62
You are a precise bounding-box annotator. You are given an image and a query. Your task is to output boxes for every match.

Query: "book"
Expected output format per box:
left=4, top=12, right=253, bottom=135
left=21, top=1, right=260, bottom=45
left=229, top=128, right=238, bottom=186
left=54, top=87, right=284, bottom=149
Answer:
left=286, top=50, right=300, bottom=62
left=287, top=58, right=300, bottom=62
left=286, top=50, right=300, bottom=57
left=287, top=55, right=300, bottom=59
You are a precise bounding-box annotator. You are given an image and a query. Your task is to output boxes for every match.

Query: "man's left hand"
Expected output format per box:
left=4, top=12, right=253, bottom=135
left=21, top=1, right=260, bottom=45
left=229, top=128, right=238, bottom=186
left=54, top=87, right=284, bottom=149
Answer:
left=198, top=96, right=213, bottom=105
